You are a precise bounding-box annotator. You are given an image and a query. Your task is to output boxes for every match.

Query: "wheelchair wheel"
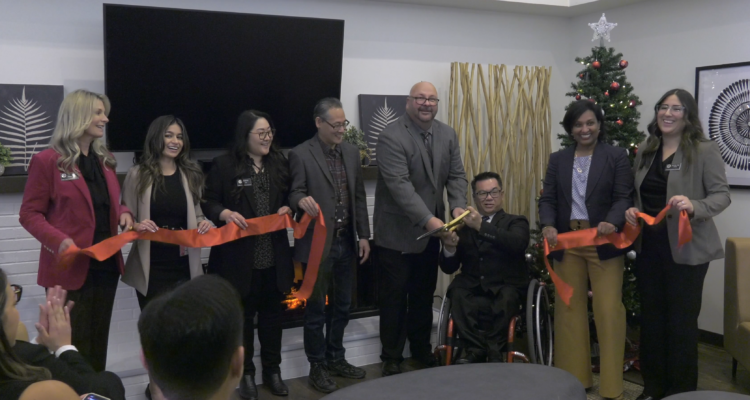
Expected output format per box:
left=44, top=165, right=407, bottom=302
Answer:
left=436, top=295, right=451, bottom=349
left=526, top=279, right=553, bottom=365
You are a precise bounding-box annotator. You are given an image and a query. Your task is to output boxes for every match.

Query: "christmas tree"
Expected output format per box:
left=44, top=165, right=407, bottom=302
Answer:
left=527, top=14, right=645, bottom=324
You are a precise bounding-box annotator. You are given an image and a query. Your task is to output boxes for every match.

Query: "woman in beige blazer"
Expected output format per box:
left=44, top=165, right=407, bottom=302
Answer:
left=121, top=116, right=210, bottom=311
left=625, top=89, right=730, bottom=400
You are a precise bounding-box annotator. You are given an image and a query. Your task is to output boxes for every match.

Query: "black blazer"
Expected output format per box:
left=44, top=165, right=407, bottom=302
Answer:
left=203, top=154, right=294, bottom=296
left=538, top=143, right=634, bottom=261
left=12, top=341, right=125, bottom=400
left=439, top=210, right=530, bottom=293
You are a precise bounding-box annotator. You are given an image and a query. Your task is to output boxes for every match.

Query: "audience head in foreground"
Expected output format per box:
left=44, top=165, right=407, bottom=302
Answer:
left=138, top=275, right=244, bottom=400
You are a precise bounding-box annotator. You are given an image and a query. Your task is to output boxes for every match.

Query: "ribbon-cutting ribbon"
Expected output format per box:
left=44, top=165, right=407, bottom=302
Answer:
left=59, top=208, right=327, bottom=300
left=544, top=205, right=693, bottom=306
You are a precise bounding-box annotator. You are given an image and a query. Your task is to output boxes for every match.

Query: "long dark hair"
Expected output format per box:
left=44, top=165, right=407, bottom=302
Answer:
left=0, top=269, right=51, bottom=383
left=229, top=110, right=289, bottom=203
left=136, top=116, right=205, bottom=203
left=639, top=89, right=706, bottom=169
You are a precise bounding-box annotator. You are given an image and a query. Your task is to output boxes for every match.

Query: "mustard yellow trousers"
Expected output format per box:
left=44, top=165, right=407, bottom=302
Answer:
left=553, top=245, right=625, bottom=398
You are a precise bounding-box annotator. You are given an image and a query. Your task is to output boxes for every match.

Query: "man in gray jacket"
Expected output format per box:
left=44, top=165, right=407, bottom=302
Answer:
left=373, top=82, right=467, bottom=375
left=289, top=98, right=371, bottom=393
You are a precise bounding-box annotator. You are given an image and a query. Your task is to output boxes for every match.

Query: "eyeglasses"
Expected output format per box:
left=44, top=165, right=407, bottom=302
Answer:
left=474, top=188, right=503, bottom=199
left=10, top=284, right=22, bottom=304
left=323, top=119, right=350, bottom=130
left=251, top=129, right=275, bottom=140
left=408, top=96, right=440, bottom=105
left=657, top=104, right=686, bottom=115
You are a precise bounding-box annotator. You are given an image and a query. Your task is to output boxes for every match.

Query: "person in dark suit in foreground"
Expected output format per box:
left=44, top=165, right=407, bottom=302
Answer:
left=439, top=172, right=530, bottom=363
left=0, top=270, right=124, bottom=400
left=138, top=275, right=244, bottom=400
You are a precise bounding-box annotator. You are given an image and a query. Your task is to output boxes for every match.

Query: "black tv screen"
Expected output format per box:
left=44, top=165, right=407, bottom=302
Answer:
left=103, top=4, right=344, bottom=151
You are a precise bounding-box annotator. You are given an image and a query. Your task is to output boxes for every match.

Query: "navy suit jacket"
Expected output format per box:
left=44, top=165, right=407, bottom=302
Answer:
left=538, top=142, right=634, bottom=261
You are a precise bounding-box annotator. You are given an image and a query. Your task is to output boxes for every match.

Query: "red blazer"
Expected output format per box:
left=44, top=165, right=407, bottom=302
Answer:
left=19, top=149, right=131, bottom=290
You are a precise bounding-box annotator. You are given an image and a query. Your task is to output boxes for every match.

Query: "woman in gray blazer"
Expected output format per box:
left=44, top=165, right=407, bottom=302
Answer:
left=121, top=116, right=210, bottom=310
left=625, top=89, right=730, bottom=400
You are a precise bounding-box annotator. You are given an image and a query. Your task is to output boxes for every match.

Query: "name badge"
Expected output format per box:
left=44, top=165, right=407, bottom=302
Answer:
left=60, top=172, right=80, bottom=181
left=665, top=163, right=681, bottom=171
left=236, top=178, right=253, bottom=187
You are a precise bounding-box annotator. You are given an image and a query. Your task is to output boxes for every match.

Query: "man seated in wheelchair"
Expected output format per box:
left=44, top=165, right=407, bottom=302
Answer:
left=439, top=171, right=530, bottom=363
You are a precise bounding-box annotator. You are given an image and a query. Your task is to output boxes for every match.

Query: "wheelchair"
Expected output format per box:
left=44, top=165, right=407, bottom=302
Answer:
left=434, top=277, right=553, bottom=365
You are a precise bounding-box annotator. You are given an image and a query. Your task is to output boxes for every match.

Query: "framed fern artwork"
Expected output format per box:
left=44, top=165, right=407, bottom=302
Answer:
left=0, top=84, right=64, bottom=176
left=358, top=94, right=408, bottom=166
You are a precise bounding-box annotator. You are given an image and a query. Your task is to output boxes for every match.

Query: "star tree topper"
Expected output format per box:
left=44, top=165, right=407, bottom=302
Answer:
left=589, top=13, right=617, bottom=42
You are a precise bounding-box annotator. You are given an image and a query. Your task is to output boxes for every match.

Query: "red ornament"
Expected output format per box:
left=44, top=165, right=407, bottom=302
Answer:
left=634, top=146, right=638, bottom=155
left=619, top=60, right=629, bottom=69
left=579, top=73, right=585, bottom=79
left=604, top=91, right=609, bottom=97
left=575, top=94, right=582, bottom=100
left=592, top=60, right=601, bottom=69
left=588, top=98, right=596, bottom=103
left=628, top=100, right=636, bottom=108
left=616, top=119, right=624, bottom=126
left=610, top=82, right=621, bottom=91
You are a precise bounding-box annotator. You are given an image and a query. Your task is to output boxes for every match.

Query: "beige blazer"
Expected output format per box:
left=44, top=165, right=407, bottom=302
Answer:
left=633, top=139, right=731, bottom=265
left=121, top=166, right=205, bottom=295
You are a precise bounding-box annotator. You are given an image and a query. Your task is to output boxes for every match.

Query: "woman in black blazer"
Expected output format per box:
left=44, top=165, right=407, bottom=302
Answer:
left=203, top=110, right=294, bottom=400
left=538, top=100, right=634, bottom=400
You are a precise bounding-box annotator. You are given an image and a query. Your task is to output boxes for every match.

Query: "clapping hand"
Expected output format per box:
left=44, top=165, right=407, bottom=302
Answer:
left=38, top=286, right=74, bottom=335
left=35, top=289, right=73, bottom=353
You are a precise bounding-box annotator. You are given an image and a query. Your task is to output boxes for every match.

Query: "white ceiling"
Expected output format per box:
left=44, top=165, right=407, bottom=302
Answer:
left=348, top=0, right=650, bottom=16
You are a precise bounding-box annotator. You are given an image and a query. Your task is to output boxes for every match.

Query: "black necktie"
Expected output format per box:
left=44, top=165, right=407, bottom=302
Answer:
left=422, top=132, right=433, bottom=166
left=482, top=216, right=489, bottom=223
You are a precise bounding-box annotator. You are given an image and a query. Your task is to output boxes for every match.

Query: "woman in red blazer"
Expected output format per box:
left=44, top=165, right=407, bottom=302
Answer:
left=19, top=89, right=133, bottom=372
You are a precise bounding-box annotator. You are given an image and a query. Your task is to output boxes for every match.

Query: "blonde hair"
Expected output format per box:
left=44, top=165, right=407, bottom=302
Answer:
left=49, top=89, right=117, bottom=173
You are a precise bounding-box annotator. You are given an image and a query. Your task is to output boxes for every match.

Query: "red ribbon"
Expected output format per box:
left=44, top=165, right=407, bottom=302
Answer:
left=544, top=205, right=692, bottom=306
left=59, top=208, right=327, bottom=300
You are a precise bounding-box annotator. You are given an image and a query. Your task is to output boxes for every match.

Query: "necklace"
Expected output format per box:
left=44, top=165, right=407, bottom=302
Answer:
left=574, top=154, right=591, bottom=174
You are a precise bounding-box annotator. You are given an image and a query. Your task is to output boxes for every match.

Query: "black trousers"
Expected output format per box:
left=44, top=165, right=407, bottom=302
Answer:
left=136, top=257, right=191, bottom=311
left=65, top=265, right=120, bottom=372
left=378, top=238, right=440, bottom=362
left=449, top=284, right=521, bottom=354
left=636, top=226, right=709, bottom=398
left=242, top=266, right=284, bottom=375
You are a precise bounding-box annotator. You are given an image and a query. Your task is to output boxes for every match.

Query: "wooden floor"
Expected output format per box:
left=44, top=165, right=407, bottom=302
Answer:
left=232, top=344, right=750, bottom=400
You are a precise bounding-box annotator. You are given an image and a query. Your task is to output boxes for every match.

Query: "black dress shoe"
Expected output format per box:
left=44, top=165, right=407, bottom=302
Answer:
left=308, top=362, right=338, bottom=393
left=238, top=375, right=258, bottom=400
left=412, top=353, right=438, bottom=368
left=455, top=350, right=486, bottom=364
left=381, top=360, right=402, bottom=376
left=327, top=359, right=366, bottom=379
left=487, top=351, right=504, bottom=363
left=263, top=372, right=289, bottom=396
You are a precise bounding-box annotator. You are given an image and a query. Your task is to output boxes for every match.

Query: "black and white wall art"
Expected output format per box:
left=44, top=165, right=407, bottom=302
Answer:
left=358, top=94, right=407, bottom=166
left=0, top=84, right=64, bottom=176
left=696, top=62, right=750, bottom=187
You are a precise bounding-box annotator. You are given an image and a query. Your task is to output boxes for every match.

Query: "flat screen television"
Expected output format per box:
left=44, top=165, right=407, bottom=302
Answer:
left=103, top=4, right=344, bottom=151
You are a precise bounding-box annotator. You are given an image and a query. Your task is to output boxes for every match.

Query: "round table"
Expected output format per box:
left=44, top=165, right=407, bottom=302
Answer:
left=322, top=363, right=586, bottom=400
left=663, top=391, right=750, bottom=399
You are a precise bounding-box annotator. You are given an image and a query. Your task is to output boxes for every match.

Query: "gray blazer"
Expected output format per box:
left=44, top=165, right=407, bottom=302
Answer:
left=288, top=136, right=370, bottom=262
left=373, top=114, right=468, bottom=253
left=121, top=166, right=206, bottom=296
left=633, top=139, right=731, bottom=265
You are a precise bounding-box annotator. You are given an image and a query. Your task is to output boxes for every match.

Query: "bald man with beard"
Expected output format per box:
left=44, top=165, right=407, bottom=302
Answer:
left=373, top=82, right=468, bottom=376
